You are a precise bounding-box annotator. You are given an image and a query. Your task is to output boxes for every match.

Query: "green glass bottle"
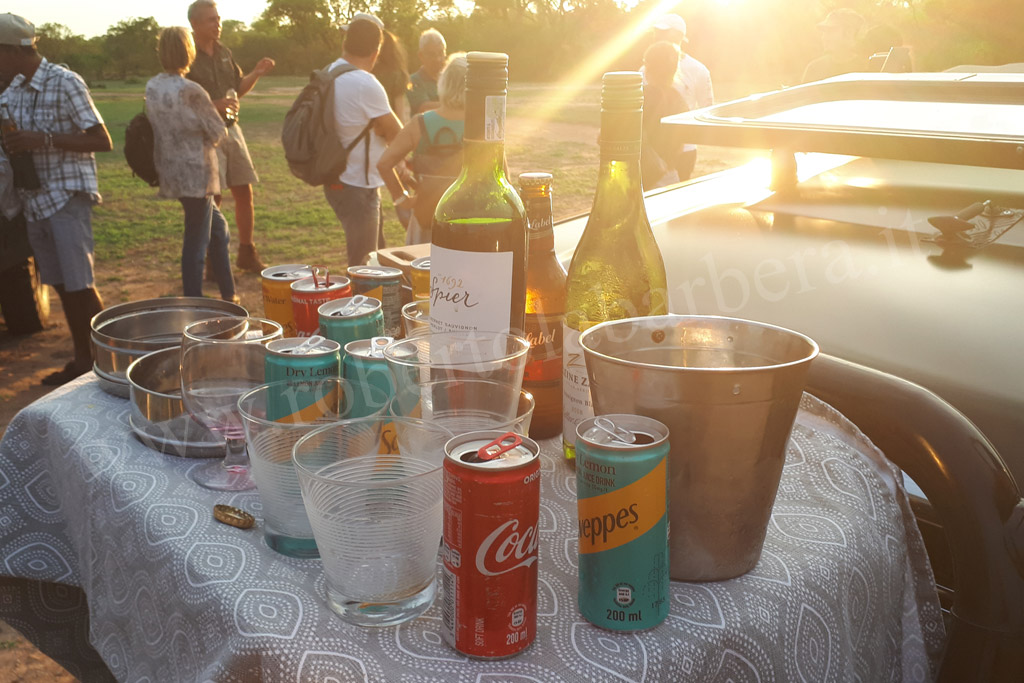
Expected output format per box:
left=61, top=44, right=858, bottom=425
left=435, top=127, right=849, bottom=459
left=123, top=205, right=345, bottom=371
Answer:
left=562, top=72, right=669, bottom=462
left=430, top=52, right=527, bottom=335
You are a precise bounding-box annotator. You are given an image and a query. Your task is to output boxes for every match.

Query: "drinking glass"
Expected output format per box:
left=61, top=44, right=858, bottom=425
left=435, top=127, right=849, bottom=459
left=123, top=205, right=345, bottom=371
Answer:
left=400, top=300, right=430, bottom=337
left=180, top=316, right=282, bottom=491
left=292, top=415, right=452, bottom=626
left=383, top=331, right=530, bottom=400
left=238, top=378, right=389, bottom=557
left=389, top=378, right=535, bottom=436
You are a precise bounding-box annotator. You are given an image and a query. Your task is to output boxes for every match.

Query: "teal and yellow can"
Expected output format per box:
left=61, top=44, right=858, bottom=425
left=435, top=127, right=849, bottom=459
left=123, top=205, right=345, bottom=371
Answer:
left=318, top=295, right=385, bottom=363
left=264, top=336, right=342, bottom=422
left=342, top=336, right=394, bottom=418
left=576, top=414, right=670, bottom=631
left=347, top=265, right=403, bottom=338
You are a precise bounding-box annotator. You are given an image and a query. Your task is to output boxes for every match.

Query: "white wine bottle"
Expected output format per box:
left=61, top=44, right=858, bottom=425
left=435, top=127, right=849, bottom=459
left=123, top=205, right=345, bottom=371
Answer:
left=562, top=72, right=668, bottom=462
left=429, top=52, right=527, bottom=335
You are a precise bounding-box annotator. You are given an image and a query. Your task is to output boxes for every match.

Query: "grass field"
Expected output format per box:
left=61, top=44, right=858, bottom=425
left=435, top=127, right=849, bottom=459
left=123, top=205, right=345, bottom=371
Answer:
left=89, top=78, right=606, bottom=302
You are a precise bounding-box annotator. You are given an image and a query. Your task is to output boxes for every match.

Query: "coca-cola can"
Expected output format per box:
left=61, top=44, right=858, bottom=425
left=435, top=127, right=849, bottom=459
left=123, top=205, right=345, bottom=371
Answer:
left=442, top=431, right=541, bottom=658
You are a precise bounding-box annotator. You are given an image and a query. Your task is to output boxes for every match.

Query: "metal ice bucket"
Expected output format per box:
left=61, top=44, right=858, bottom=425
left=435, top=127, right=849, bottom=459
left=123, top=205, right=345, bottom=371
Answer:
left=579, top=315, right=819, bottom=581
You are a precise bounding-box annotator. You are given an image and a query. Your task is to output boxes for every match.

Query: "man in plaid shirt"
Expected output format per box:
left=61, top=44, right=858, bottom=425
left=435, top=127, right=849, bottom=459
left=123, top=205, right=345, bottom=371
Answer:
left=0, top=14, right=112, bottom=385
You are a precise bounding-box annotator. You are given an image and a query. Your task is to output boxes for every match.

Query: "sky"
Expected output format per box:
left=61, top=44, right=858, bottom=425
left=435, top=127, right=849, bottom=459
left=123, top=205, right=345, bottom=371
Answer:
left=6, top=1, right=265, bottom=39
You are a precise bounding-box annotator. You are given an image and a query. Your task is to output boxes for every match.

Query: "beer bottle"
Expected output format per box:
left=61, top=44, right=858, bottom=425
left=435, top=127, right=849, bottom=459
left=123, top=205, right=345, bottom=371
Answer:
left=519, top=172, right=566, bottom=439
left=562, top=72, right=668, bottom=462
left=224, top=88, right=238, bottom=127
left=0, top=103, right=41, bottom=190
left=430, top=52, right=527, bottom=335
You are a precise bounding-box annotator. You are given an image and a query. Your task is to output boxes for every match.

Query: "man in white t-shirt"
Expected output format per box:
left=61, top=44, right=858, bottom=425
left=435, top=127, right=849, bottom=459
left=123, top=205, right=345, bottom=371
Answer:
left=323, top=16, right=402, bottom=267
left=651, top=13, right=713, bottom=180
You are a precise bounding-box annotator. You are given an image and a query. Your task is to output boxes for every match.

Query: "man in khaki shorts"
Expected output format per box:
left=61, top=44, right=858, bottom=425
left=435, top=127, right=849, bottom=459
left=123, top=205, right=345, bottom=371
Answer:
left=188, top=0, right=275, bottom=272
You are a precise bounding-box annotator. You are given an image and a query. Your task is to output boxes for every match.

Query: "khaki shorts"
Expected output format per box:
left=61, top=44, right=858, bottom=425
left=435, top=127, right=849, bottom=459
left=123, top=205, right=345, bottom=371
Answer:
left=216, top=123, right=259, bottom=190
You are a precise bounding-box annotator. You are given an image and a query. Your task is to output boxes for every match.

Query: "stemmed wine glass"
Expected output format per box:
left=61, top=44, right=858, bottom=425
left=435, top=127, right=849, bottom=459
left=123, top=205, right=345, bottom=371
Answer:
left=180, top=316, right=283, bottom=491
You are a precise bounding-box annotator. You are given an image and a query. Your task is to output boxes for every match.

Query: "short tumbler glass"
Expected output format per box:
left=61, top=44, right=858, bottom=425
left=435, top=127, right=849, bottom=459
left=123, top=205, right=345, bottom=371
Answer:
left=237, top=379, right=388, bottom=558
left=292, top=416, right=451, bottom=626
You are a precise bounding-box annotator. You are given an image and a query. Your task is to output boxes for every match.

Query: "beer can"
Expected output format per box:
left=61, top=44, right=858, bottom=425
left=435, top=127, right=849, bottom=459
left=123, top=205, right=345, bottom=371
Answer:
left=261, top=264, right=312, bottom=337
left=347, top=265, right=403, bottom=338
left=318, top=295, right=385, bottom=363
left=575, top=415, right=670, bottom=631
left=410, top=257, right=431, bottom=301
left=291, top=273, right=352, bottom=337
left=442, top=431, right=541, bottom=658
left=264, top=336, right=342, bottom=422
left=342, top=336, right=394, bottom=418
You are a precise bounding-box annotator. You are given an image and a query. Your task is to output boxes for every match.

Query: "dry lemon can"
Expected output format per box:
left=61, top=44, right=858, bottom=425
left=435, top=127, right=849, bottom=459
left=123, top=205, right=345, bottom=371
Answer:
left=576, top=414, right=669, bottom=631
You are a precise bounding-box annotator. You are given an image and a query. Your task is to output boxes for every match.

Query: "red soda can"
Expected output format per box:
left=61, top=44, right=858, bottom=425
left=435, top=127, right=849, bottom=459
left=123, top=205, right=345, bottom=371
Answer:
left=442, top=431, right=541, bottom=658
left=290, top=266, right=352, bottom=337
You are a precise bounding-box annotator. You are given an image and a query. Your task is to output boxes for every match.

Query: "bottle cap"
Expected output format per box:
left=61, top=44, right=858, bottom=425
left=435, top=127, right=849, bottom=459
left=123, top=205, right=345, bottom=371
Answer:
left=601, top=71, right=644, bottom=112
left=467, top=51, right=509, bottom=92
left=518, top=172, right=552, bottom=189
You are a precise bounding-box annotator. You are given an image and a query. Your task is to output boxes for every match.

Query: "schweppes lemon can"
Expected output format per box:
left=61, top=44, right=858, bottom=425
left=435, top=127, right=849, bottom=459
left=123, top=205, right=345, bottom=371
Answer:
left=264, top=336, right=342, bottom=422
left=576, top=414, right=669, bottom=631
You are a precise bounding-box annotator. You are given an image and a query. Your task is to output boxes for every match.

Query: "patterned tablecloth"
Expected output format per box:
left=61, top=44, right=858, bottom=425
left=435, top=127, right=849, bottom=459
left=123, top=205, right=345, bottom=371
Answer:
left=0, top=375, right=945, bottom=682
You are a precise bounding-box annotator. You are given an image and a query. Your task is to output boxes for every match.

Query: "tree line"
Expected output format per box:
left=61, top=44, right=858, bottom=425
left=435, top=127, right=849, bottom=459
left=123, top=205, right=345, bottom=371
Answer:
left=34, top=0, right=1024, bottom=89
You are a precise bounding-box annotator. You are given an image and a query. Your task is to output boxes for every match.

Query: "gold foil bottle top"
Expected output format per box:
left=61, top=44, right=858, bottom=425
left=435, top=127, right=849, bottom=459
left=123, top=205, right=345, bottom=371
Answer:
left=467, top=52, right=509, bottom=91
left=601, top=71, right=644, bottom=112
left=518, top=172, right=553, bottom=199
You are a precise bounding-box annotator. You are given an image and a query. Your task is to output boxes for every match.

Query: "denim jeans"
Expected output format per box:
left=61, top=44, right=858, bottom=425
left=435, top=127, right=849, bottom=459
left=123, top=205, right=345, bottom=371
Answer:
left=179, top=196, right=234, bottom=299
left=323, top=184, right=384, bottom=267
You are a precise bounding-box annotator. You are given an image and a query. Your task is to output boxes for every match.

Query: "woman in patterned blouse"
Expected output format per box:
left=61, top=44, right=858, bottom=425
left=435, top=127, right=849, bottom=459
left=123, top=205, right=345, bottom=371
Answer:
left=146, top=26, right=237, bottom=303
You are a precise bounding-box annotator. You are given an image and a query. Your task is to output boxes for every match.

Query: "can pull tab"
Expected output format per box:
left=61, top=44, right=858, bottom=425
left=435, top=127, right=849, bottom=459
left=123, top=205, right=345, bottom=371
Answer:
left=368, top=336, right=392, bottom=358
left=337, top=295, right=369, bottom=317
left=310, top=265, right=330, bottom=288
left=477, top=432, right=522, bottom=461
left=292, top=334, right=325, bottom=355
left=593, top=416, right=635, bottom=444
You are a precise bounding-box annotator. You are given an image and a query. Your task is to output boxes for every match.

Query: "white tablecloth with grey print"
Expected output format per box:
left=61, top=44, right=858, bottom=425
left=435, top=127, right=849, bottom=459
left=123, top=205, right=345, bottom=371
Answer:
left=0, top=374, right=944, bottom=682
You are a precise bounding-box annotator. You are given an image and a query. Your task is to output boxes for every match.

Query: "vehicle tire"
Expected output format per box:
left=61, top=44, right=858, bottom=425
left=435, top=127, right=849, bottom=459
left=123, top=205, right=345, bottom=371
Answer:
left=0, top=257, right=50, bottom=334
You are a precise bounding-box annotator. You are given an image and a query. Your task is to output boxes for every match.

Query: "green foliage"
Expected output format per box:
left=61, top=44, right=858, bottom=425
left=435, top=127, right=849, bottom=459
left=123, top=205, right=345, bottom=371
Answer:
left=103, top=17, right=161, bottom=80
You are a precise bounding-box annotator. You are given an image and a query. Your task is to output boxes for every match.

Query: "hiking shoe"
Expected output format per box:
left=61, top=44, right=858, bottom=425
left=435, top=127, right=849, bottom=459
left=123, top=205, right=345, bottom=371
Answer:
left=236, top=244, right=266, bottom=272
left=223, top=294, right=242, bottom=306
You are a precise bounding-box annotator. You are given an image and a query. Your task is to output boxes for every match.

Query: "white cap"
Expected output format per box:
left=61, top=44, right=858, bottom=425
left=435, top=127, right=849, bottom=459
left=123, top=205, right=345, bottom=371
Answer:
left=342, top=12, right=384, bottom=30
left=653, top=14, right=688, bottom=42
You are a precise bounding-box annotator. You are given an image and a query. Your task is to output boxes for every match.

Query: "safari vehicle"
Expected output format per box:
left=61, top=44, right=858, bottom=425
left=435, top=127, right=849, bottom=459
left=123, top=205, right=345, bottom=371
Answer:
left=0, top=211, right=49, bottom=334
left=551, top=70, right=1024, bottom=682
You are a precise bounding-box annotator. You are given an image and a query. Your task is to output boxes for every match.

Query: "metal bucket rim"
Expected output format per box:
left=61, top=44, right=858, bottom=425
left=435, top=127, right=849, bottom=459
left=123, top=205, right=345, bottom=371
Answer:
left=579, top=314, right=820, bottom=374
left=91, top=296, right=248, bottom=347
left=126, top=346, right=182, bottom=401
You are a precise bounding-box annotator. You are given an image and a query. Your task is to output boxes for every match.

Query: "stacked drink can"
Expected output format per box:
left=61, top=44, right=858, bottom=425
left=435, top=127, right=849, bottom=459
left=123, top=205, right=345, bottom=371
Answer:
left=347, top=265, right=403, bottom=337
left=261, top=264, right=313, bottom=337
left=291, top=268, right=352, bottom=337
left=263, top=336, right=342, bottom=422
left=318, top=295, right=385, bottom=362
left=342, top=336, right=394, bottom=418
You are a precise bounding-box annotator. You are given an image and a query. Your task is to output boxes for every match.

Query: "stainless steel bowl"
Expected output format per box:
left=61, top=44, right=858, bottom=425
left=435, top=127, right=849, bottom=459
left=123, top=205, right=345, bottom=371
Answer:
left=91, top=297, right=247, bottom=397
left=126, top=346, right=224, bottom=458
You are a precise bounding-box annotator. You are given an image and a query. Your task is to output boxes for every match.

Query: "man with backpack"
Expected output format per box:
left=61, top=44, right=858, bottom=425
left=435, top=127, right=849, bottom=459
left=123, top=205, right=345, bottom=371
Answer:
left=0, top=14, right=111, bottom=385
left=321, top=16, right=402, bottom=267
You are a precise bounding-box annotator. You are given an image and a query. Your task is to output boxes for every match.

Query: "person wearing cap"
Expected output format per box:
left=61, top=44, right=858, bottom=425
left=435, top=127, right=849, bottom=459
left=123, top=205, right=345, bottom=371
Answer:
left=187, top=0, right=275, bottom=273
left=802, top=8, right=867, bottom=83
left=323, top=16, right=403, bottom=267
left=646, top=13, right=713, bottom=181
left=0, top=13, right=111, bottom=386
left=407, top=28, right=447, bottom=115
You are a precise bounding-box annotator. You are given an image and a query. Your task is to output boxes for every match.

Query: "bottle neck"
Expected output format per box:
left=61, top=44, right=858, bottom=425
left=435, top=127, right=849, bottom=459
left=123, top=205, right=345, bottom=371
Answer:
left=524, top=193, right=555, bottom=251
left=592, top=107, right=644, bottom=217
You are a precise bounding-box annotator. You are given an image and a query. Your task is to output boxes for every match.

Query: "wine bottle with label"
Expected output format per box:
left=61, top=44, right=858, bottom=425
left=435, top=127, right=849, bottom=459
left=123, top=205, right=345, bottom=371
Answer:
left=562, top=72, right=668, bottom=462
left=430, top=52, right=527, bottom=335
left=519, top=172, right=566, bottom=439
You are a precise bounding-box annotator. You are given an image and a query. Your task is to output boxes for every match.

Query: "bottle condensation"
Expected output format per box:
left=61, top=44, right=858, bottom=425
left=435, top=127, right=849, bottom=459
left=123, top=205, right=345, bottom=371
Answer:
left=430, top=52, right=527, bottom=335
left=561, top=72, right=669, bottom=462
left=519, top=172, right=566, bottom=439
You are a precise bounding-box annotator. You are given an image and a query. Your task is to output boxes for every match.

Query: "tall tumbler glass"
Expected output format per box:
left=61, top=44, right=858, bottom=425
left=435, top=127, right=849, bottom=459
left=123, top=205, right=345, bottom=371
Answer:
left=383, top=331, right=530, bottom=417
left=388, top=378, right=535, bottom=436
left=238, top=379, right=389, bottom=557
left=292, top=416, right=452, bottom=626
left=180, top=316, right=283, bottom=491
